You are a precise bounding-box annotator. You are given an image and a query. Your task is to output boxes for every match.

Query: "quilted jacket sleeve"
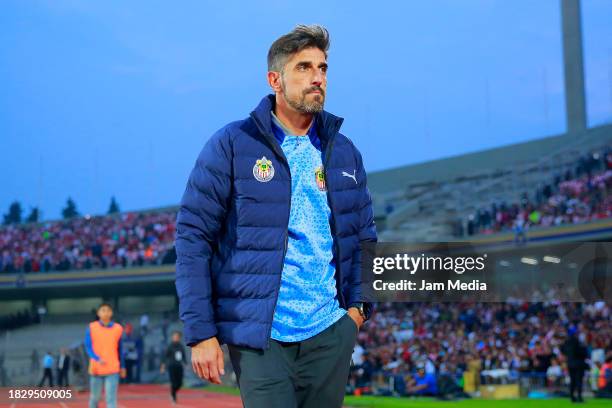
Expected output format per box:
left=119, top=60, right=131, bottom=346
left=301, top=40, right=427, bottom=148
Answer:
left=348, top=140, right=378, bottom=318
left=175, top=128, right=232, bottom=347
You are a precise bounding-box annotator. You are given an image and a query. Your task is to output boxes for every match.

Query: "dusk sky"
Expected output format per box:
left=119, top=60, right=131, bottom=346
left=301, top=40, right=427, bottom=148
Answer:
left=1, top=0, right=611, bottom=221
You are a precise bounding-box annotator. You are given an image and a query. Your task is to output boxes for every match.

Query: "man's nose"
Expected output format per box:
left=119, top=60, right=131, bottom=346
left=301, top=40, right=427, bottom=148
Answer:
left=311, top=72, right=323, bottom=87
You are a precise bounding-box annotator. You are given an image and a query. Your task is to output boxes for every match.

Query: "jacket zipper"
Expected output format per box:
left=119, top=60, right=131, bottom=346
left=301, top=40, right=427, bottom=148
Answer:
left=250, top=113, right=292, bottom=350
left=267, top=224, right=289, bottom=349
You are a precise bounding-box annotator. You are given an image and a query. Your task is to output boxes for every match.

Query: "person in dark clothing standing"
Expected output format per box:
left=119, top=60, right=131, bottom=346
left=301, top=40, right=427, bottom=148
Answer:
left=56, top=348, right=71, bottom=387
left=122, top=323, right=143, bottom=384
left=562, top=326, right=589, bottom=403
left=0, top=353, right=7, bottom=387
left=160, top=331, right=187, bottom=404
left=31, top=349, right=40, bottom=373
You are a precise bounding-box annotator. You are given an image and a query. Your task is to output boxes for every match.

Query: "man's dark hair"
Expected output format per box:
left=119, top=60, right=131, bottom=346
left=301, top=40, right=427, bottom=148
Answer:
left=267, top=24, right=330, bottom=72
left=97, top=302, right=113, bottom=311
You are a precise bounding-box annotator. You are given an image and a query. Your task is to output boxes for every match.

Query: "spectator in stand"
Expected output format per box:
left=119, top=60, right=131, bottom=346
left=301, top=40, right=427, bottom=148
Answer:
left=513, top=216, right=527, bottom=244
left=598, top=355, right=612, bottom=395
left=546, top=358, right=563, bottom=387
left=139, top=313, right=149, bottom=336
left=407, top=365, right=438, bottom=396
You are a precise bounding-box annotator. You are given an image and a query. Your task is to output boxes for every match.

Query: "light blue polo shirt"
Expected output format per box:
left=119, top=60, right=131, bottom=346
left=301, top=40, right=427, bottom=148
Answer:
left=270, top=112, right=346, bottom=342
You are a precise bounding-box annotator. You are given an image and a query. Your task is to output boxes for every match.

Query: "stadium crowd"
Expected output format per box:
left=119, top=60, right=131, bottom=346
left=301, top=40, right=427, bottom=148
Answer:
left=0, top=211, right=177, bottom=273
left=349, top=301, right=612, bottom=398
left=465, top=147, right=612, bottom=236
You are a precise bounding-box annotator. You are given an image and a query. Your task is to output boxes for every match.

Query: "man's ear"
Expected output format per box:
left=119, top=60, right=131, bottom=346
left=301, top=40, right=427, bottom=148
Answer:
left=267, top=71, right=282, bottom=93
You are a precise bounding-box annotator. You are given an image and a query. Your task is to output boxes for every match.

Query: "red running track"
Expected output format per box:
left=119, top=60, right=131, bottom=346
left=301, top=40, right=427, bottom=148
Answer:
left=0, top=384, right=243, bottom=408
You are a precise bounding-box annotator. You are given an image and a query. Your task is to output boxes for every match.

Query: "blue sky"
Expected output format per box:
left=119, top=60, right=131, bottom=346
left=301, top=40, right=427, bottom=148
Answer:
left=1, top=0, right=611, bottom=221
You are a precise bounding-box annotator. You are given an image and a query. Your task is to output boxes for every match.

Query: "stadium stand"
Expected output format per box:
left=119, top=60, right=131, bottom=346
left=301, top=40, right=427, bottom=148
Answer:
left=0, top=210, right=177, bottom=273
left=370, top=125, right=612, bottom=242
left=465, top=148, right=611, bottom=236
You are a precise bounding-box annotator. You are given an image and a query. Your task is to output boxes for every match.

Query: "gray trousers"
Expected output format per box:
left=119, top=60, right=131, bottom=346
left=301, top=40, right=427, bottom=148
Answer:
left=228, top=312, right=357, bottom=408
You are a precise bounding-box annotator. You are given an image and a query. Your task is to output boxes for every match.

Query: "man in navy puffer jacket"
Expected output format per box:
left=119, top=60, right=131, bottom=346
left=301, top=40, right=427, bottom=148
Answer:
left=175, top=24, right=377, bottom=407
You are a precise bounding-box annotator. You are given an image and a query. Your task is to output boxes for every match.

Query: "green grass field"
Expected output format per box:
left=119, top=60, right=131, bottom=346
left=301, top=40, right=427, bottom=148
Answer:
left=342, top=395, right=610, bottom=407
left=201, top=385, right=611, bottom=407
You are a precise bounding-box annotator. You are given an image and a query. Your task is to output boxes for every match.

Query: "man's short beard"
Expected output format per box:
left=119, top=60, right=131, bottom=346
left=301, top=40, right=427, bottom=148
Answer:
left=281, top=74, right=325, bottom=113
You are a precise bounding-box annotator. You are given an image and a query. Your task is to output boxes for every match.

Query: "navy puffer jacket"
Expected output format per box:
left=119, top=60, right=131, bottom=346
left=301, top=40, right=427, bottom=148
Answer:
left=175, top=94, right=377, bottom=349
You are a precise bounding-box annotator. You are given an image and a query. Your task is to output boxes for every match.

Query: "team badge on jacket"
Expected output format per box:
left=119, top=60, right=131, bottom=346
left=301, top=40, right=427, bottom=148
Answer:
left=253, top=156, right=275, bottom=182
left=314, top=165, right=326, bottom=191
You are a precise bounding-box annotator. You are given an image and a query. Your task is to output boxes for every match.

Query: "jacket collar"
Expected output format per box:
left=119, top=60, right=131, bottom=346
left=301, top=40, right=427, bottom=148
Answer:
left=250, top=94, right=344, bottom=158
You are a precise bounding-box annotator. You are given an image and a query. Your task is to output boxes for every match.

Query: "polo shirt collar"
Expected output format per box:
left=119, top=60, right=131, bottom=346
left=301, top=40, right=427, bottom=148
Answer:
left=270, top=110, right=322, bottom=151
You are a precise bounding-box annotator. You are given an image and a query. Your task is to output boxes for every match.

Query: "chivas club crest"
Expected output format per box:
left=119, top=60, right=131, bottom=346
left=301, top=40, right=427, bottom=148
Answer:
left=253, top=156, right=275, bottom=182
left=314, top=165, right=326, bottom=191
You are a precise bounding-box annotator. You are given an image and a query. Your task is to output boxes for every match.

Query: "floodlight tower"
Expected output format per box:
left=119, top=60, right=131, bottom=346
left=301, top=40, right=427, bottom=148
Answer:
left=560, top=0, right=587, bottom=134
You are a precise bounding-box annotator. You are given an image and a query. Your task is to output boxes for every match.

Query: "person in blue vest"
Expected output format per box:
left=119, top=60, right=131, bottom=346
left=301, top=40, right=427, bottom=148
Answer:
left=175, top=24, right=377, bottom=408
